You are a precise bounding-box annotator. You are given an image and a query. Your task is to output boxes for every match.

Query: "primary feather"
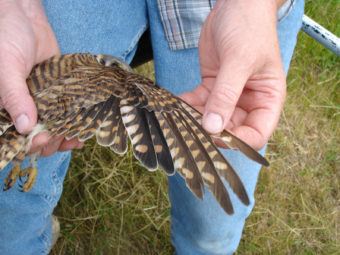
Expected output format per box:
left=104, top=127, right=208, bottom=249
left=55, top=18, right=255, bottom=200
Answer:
left=0, top=53, right=269, bottom=214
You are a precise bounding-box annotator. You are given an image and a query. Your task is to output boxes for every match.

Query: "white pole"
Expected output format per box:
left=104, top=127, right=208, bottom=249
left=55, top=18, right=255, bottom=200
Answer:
left=302, top=15, right=340, bottom=56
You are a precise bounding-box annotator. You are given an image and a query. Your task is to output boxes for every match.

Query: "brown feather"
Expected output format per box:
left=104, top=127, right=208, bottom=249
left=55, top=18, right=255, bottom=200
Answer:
left=0, top=53, right=270, bottom=214
left=179, top=100, right=269, bottom=166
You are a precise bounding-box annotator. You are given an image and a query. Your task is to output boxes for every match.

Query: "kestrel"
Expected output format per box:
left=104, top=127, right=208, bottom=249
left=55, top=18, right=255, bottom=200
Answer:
left=0, top=53, right=268, bottom=214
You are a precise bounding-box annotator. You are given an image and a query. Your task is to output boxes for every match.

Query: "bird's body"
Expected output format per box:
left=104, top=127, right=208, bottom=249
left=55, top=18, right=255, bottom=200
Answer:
left=0, top=53, right=268, bottom=214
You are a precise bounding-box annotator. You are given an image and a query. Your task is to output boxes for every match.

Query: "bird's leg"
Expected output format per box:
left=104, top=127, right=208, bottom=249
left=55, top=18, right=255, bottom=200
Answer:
left=19, top=167, right=38, bottom=192
left=3, top=151, right=26, bottom=191
left=3, top=164, right=21, bottom=191
left=19, top=155, right=38, bottom=192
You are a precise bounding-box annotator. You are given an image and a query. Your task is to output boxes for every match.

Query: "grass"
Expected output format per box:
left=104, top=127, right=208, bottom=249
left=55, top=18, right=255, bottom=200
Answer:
left=51, top=1, right=339, bottom=254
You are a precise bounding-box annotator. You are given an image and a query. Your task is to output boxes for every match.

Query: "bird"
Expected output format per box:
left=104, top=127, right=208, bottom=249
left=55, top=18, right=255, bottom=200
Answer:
left=0, top=53, right=269, bottom=215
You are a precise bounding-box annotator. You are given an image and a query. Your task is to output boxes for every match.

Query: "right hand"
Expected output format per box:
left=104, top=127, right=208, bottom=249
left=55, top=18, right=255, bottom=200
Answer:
left=0, top=0, right=83, bottom=156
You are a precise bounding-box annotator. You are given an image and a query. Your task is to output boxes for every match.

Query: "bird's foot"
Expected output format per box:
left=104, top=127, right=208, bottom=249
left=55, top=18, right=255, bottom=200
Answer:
left=19, top=167, right=38, bottom=192
left=3, top=165, right=21, bottom=191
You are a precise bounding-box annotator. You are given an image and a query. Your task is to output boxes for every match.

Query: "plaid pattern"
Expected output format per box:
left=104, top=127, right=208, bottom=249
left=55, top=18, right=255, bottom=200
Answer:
left=157, top=0, right=294, bottom=50
left=157, top=0, right=215, bottom=50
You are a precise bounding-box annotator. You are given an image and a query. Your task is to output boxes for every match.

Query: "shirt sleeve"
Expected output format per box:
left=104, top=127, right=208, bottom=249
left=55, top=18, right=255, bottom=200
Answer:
left=157, top=0, right=295, bottom=51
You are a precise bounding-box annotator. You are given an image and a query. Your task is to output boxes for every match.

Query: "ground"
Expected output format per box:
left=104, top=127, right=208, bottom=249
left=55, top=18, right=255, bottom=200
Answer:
left=51, top=1, right=339, bottom=254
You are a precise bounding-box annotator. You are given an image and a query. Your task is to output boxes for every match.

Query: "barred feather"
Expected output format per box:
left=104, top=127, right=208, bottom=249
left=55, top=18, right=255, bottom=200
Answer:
left=0, top=127, right=26, bottom=169
left=0, top=53, right=270, bottom=215
left=109, top=118, right=128, bottom=155
left=78, top=96, right=116, bottom=141
left=176, top=104, right=250, bottom=206
left=171, top=111, right=235, bottom=213
left=96, top=99, right=121, bottom=146
left=145, top=111, right=175, bottom=175
left=0, top=110, right=12, bottom=136
left=157, top=111, right=204, bottom=199
left=120, top=98, right=157, bottom=170
left=179, top=100, right=269, bottom=166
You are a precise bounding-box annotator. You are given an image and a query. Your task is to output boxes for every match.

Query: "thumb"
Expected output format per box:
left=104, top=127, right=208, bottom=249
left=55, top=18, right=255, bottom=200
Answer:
left=202, top=60, right=250, bottom=134
left=0, top=67, right=37, bottom=134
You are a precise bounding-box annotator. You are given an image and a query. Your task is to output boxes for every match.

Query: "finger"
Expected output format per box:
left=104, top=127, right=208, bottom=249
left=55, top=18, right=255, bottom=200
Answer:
left=232, top=83, right=285, bottom=149
left=212, top=107, right=248, bottom=149
left=179, top=85, right=210, bottom=107
left=231, top=107, right=281, bottom=149
left=29, top=132, right=50, bottom=154
left=226, top=107, right=248, bottom=130
left=59, top=138, right=82, bottom=151
left=202, top=60, right=251, bottom=134
left=0, top=55, right=37, bottom=134
left=41, top=136, right=64, bottom=157
left=76, top=142, right=84, bottom=149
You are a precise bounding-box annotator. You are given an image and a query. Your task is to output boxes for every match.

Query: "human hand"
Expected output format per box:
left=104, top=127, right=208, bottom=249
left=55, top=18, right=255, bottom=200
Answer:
left=180, top=0, right=286, bottom=150
left=0, top=0, right=82, bottom=156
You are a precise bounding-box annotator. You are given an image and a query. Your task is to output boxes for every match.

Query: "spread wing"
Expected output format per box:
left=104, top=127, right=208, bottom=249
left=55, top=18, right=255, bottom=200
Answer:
left=0, top=53, right=269, bottom=215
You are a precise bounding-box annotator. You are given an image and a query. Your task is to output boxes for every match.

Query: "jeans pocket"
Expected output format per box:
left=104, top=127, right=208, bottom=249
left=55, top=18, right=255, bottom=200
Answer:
left=278, top=0, right=297, bottom=23
left=122, top=24, right=148, bottom=62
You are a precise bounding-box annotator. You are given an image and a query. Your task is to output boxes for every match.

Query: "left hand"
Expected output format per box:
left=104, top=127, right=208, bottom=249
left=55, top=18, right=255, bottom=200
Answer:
left=0, top=0, right=83, bottom=157
left=180, top=0, right=286, bottom=150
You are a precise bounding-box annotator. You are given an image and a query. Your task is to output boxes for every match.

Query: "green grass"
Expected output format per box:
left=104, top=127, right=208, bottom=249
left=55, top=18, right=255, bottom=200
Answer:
left=52, top=1, right=339, bottom=254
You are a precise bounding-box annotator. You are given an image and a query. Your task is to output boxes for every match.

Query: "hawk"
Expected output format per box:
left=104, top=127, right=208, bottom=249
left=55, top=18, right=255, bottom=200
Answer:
left=0, top=53, right=268, bottom=214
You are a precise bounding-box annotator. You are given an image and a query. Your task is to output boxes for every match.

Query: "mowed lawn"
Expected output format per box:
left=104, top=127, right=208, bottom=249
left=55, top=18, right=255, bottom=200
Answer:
left=52, top=1, right=339, bottom=254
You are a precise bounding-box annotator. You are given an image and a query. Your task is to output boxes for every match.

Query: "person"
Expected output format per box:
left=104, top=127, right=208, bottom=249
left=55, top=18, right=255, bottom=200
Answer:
left=0, top=0, right=304, bottom=254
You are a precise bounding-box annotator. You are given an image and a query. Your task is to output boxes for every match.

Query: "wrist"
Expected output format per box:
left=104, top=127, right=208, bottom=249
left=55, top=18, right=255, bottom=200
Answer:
left=18, top=0, right=58, bottom=57
left=0, top=0, right=47, bottom=23
left=19, top=0, right=49, bottom=24
left=0, top=0, right=59, bottom=61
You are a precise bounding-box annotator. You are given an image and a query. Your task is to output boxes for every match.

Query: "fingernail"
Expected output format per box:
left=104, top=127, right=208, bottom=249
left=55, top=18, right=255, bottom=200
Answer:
left=15, top=114, right=30, bottom=133
left=203, top=112, right=223, bottom=134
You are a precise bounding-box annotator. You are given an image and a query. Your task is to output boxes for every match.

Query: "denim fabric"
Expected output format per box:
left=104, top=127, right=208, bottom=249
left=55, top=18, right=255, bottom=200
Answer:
left=0, top=0, right=304, bottom=254
left=0, top=152, right=71, bottom=254
left=148, top=0, right=304, bottom=253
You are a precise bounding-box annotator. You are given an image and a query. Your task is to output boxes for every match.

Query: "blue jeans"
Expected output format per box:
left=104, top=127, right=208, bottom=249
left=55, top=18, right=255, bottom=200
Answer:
left=0, top=0, right=304, bottom=254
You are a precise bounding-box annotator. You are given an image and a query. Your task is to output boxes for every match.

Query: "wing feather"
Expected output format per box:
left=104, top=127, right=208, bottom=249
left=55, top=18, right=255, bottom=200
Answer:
left=0, top=53, right=270, bottom=214
left=78, top=96, right=116, bottom=142
left=156, top=111, right=204, bottom=199
left=0, top=110, right=12, bottom=136
left=176, top=105, right=250, bottom=206
left=144, top=110, right=175, bottom=175
left=0, top=127, right=26, bottom=170
left=179, top=100, right=269, bottom=166
left=171, top=110, right=235, bottom=214
left=120, top=98, right=158, bottom=170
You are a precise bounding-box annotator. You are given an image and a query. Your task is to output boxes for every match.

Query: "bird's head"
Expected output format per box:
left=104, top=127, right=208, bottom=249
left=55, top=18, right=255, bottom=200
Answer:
left=95, top=54, right=132, bottom=72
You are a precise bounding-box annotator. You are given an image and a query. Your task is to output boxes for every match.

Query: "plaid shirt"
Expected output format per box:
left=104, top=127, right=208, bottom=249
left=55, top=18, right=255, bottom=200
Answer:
left=157, top=0, right=294, bottom=50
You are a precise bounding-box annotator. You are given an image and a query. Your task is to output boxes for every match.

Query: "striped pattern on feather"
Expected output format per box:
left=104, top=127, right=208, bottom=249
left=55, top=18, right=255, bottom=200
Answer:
left=0, top=53, right=269, bottom=215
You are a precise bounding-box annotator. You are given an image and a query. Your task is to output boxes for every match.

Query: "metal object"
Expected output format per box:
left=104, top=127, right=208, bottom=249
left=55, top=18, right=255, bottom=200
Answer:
left=302, top=15, right=340, bottom=56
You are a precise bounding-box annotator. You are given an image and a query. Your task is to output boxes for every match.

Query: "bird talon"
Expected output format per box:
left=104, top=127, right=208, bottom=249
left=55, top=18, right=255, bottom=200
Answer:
left=3, top=165, right=21, bottom=191
left=19, top=167, right=38, bottom=192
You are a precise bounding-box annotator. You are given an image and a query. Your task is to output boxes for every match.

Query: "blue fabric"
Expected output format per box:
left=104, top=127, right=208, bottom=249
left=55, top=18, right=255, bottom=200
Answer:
left=0, top=0, right=304, bottom=254
left=149, top=1, right=304, bottom=254
left=0, top=152, right=71, bottom=254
